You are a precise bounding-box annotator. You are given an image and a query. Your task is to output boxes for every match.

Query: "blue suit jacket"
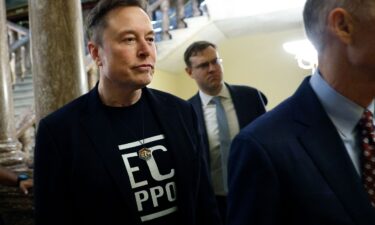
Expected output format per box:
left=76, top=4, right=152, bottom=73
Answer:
left=227, top=77, right=375, bottom=225
left=34, top=86, right=221, bottom=225
left=188, top=83, right=267, bottom=166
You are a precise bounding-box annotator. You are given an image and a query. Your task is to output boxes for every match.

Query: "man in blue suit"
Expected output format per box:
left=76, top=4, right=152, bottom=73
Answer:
left=184, top=41, right=267, bottom=224
left=227, top=0, right=375, bottom=224
left=34, top=1, right=220, bottom=225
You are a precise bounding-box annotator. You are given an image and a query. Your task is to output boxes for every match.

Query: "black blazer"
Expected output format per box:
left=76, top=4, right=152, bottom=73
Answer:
left=34, top=86, right=221, bottom=225
left=227, top=77, right=375, bottom=225
left=188, top=83, right=267, bottom=165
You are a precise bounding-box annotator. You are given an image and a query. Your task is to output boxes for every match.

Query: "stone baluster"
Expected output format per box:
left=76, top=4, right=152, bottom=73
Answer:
left=161, top=0, right=171, bottom=40
left=0, top=0, right=24, bottom=169
left=176, top=0, right=187, bottom=28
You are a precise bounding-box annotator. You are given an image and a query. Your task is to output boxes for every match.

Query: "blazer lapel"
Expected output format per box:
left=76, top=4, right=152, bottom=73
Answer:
left=294, top=78, right=375, bottom=224
left=79, top=87, right=140, bottom=220
left=189, top=93, right=210, bottom=159
left=227, top=84, right=252, bottom=128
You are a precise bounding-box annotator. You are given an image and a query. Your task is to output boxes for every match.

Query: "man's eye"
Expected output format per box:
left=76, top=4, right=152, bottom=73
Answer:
left=147, top=37, right=155, bottom=43
left=123, top=37, right=136, bottom=43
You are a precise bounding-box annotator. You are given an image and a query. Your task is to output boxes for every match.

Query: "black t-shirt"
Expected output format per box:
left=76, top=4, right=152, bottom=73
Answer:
left=103, top=94, right=178, bottom=224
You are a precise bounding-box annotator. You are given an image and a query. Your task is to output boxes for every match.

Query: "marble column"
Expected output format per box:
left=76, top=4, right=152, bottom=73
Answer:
left=0, top=0, right=24, bottom=168
left=29, top=0, right=88, bottom=123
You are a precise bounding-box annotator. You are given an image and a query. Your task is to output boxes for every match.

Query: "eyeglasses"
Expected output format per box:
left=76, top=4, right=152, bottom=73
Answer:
left=192, top=58, right=223, bottom=70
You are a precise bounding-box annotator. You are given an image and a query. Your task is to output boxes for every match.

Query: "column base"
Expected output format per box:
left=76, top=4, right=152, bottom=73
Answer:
left=0, top=140, right=26, bottom=170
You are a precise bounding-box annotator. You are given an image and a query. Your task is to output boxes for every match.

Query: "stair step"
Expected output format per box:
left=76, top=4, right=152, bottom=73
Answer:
left=13, top=80, right=33, bottom=91
left=14, top=98, right=34, bottom=107
left=12, top=74, right=34, bottom=121
left=14, top=75, right=33, bottom=84
left=13, top=92, right=34, bottom=101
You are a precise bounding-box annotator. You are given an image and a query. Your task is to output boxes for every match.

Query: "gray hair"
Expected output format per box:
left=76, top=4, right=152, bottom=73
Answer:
left=303, top=0, right=375, bottom=51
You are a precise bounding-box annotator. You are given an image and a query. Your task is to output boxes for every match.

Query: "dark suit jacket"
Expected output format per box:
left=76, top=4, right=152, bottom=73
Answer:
left=227, top=77, right=375, bottom=225
left=188, top=83, right=267, bottom=165
left=34, top=86, right=221, bottom=225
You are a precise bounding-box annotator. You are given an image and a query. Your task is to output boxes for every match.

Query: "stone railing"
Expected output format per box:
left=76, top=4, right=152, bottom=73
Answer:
left=149, top=0, right=202, bottom=41
left=7, top=21, right=31, bottom=85
left=6, top=22, right=34, bottom=164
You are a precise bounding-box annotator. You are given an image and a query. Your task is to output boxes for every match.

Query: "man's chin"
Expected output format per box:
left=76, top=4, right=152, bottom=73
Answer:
left=138, top=76, right=153, bottom=88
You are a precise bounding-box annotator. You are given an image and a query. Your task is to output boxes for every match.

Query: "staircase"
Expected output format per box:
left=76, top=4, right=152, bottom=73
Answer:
left=13, top=74, right=34, bottom=119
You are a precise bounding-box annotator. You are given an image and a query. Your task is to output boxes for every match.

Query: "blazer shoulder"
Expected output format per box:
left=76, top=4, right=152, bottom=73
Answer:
left=238, top=79, right=322, bottom=145
left=230, top=84, right=258, bottom=92
left=40, top=91, right=90, bottom=125
left=228, top=84, right=268, bottom=106
left=187, top=93, right=200, bottom=104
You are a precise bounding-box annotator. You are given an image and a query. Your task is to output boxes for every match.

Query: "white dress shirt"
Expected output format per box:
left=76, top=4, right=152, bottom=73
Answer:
left=199, top=84, right=239, bottom=195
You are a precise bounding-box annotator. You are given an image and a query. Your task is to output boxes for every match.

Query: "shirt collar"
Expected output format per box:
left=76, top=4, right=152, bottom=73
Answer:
left=310, top=70, right=375, bottom=137
left=199, top=83, right=230, bottom=106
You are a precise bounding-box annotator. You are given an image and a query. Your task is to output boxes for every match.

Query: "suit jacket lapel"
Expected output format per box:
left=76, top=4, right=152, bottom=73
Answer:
left=294, top=78, right=375, bottom=224
left=227, top=84, right=251, bottom=128
left=79, top=87, right=140, bottom=220
left=190, top=94, right=210, bottom=158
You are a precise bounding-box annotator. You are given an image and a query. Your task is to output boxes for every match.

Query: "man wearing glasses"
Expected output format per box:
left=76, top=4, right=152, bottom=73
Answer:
left=184, top=40, right=267, bottom=224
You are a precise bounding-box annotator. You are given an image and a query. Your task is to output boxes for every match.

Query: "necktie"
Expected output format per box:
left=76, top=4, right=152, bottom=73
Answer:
left=358, top=110, right=375, bottom=207
left=212, top=96, right=231, bottom=192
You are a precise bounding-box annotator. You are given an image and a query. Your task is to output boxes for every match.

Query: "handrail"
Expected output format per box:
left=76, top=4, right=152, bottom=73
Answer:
left=148, top=0, right=166, bottom=13
left=7, top=21, right=31, bottom=83
left=9, top=35, right=29, bottom=53
left=6, top=21, right=29, bottom=36
left=151, top=0, right=203, bottom=41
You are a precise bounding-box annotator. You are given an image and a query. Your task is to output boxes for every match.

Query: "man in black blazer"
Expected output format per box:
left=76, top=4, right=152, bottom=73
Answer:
left=227, top=0, right=375, bottom=224
left=34, top=1, right=220, bottom=225
left=184, top=40, right=267, bottom=223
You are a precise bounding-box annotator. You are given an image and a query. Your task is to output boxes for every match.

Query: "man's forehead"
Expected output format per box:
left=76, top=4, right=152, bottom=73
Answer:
left=190, top=50, right=219, bottom=61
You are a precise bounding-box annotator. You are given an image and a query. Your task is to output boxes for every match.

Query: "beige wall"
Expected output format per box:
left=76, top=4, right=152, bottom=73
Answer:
left=149, top=69, right=180, bottom=94
left=149, top=69, right=199, bottom=100
left=218, top=28, right=311, bottom=109
left=150, top=27, right=312, bottom=109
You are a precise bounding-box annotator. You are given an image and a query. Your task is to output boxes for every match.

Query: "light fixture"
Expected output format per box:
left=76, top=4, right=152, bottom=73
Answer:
left=283, top=39, right=318, bottom=72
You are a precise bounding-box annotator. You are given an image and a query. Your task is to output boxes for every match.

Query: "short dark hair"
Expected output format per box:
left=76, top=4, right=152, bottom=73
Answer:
left=86, top=0, right=147, bottom=46
left=184, top=41, right=217, bottom=67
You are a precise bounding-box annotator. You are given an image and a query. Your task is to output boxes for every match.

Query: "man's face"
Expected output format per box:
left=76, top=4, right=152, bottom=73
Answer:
left=186, top=46, right=224, bottom=95
left=349, top=9, right=375, bottom=77
left=91, top=6, right=156, bottom=90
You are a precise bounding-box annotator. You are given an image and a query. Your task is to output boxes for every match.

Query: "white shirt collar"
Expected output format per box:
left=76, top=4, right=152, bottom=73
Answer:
left=199, top=83, right=230, bottom=106
left=310, top=70, right=375, bottom=137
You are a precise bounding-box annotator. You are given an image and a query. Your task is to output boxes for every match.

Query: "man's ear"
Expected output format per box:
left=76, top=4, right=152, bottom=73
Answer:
left=185, top=67, right=193, bottom=77
left=88, top=41, right=102, bottom=66
left=327, top=8, right=354, bottom=45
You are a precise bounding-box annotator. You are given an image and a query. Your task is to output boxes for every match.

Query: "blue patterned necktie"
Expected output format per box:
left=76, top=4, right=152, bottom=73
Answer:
left=212, top=96, right=231, bottom=192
